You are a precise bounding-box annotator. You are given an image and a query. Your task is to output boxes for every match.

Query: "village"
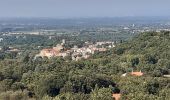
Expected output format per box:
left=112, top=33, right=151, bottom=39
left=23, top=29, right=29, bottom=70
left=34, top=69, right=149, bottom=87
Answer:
left=35, top=39, right=115, bottom=61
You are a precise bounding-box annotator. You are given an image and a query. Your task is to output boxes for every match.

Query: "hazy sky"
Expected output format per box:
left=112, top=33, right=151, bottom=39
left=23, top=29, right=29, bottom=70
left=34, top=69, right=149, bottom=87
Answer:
left=0, top=0, right=170, bottom=18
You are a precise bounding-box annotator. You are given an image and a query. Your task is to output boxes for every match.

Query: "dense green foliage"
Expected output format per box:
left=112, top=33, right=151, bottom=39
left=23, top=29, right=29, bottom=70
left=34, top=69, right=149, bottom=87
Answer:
left=0, top=31, right=169, bottom=100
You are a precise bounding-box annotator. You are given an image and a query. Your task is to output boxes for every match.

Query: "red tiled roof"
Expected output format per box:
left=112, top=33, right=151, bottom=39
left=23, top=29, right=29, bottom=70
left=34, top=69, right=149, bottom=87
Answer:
left=131, top=72, right=143, bottom=76
left=112, top=94, right=121, bottom=100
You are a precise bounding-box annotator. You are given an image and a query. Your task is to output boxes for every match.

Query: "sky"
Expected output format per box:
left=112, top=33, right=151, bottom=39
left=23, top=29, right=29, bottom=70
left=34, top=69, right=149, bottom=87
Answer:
left=0, top=0, right=170, bottom=18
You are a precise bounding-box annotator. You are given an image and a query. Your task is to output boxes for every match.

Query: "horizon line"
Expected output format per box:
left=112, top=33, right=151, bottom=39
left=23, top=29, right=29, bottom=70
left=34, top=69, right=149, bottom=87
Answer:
left=0, top=16, right=170, bottom=20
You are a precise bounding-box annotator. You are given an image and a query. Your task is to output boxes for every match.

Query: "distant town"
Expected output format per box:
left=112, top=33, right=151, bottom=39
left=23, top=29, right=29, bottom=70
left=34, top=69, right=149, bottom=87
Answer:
left=35, top=39, right=115, bottom=61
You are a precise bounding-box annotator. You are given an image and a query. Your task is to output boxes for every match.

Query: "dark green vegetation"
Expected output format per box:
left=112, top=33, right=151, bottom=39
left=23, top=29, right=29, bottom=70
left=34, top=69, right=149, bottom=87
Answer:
left=0, top=31, right=170, bottom=100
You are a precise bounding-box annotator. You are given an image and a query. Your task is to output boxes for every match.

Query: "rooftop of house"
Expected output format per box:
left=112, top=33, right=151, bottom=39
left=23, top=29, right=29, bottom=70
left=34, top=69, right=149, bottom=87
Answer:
left=112, top=93, right=121, bottom=100
left=163, top=75, right=170, bottom=78
left=131, top=71, right=144, bottom=76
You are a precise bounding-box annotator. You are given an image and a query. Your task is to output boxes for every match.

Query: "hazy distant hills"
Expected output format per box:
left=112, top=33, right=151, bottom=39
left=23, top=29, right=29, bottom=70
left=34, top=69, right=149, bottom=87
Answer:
left=1, top=17, right=170, bottom=25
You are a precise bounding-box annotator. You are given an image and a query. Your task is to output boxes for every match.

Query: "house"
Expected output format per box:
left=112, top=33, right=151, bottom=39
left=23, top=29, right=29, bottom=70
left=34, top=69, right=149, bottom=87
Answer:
left=98, top=48, right=107, bottom=52
left=0, top=38, right=3, bottom=42
left=163, top=75, right=170, bottom=78
left=121, top=73, right=127, bottom=77
left=131, top=70, right=143, bottom=76
left=112, top=93, right=121, bottom=100
left=7, top=48, right=20, bottom=52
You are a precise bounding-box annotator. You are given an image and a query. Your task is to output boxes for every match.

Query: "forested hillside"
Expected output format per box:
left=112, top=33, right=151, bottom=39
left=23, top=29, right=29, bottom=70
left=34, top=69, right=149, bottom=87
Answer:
left=0, top=31, right=169, bottom=100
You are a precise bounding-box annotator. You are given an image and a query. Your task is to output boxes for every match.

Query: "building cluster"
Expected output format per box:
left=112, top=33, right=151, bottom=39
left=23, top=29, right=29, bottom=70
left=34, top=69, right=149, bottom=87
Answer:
left=35, top=40, right=115, bottom=61
left=36, top=45, right=68, bottom=58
